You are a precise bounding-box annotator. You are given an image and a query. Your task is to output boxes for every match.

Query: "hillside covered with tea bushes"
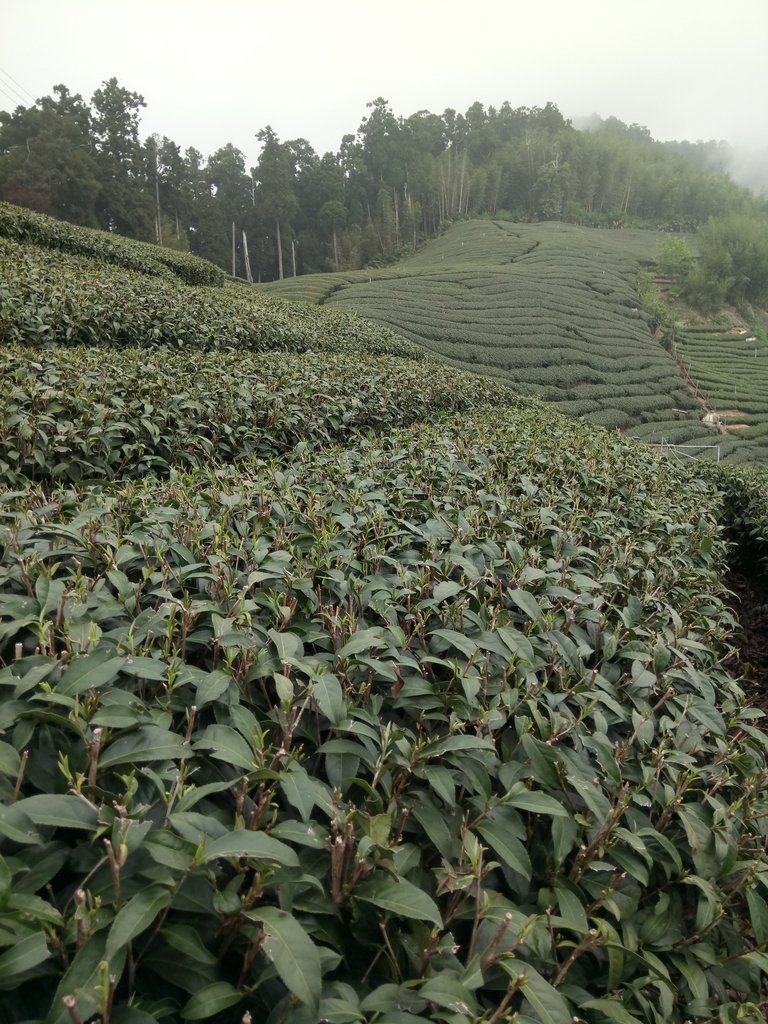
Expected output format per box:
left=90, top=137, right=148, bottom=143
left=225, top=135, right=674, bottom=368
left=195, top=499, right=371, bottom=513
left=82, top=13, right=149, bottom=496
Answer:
left=2, top=207, right=768, bottom=1023
left=261, top=220, right=768, bottom=463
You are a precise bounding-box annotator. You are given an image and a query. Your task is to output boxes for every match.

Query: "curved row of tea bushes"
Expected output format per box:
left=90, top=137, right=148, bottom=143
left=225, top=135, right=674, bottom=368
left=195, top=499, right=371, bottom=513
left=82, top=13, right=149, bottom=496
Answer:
left=0, top=346, right=526, bottom=483
left=673, top=329, right=768, bottom=437
left=261, top=220, right=768, bottom=461
left=0, top=237, right=423, bottom=359
left=0, top=201, right=225, bottom=286
left=301, top=224, right=708, bottom=437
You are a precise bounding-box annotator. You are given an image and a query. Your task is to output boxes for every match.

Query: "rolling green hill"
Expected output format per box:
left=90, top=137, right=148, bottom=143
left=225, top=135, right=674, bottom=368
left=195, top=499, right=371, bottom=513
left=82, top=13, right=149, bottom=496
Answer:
left=261, top=220, right=768, bottom=463
left=2, top=206, right=768, bottom=1023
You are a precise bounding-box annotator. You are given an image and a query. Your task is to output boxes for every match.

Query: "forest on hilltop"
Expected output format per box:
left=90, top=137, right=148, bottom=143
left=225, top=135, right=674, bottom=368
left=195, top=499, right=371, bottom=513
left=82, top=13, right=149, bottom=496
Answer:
left=0, top=79, right=764, bottom=281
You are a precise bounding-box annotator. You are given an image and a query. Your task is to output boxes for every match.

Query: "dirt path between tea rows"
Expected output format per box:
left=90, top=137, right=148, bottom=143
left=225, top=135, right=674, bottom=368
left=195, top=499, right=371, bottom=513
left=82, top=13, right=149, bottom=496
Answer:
left=724, top=571, right=768, bottom=718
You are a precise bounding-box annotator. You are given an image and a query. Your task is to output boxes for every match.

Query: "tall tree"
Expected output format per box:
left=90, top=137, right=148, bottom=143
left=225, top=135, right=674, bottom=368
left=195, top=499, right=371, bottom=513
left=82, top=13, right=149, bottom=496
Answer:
left=90, top=78, right=153, bottom=236
left=254, top=126, right=299, bottom=280
left=0, top=85, right=99, bottom=223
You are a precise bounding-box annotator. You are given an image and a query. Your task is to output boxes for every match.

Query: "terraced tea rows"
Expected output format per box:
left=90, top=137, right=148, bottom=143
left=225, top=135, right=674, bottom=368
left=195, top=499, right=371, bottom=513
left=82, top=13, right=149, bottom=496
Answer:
left=628, top=324, right=768, bottom=463
left=262, top=222, right=700, bottom=432
left=0, top=345, right=526, bottom=484
left=677, top=326, right=768, bottom=436
left=262, top=222, right=768, bottom=461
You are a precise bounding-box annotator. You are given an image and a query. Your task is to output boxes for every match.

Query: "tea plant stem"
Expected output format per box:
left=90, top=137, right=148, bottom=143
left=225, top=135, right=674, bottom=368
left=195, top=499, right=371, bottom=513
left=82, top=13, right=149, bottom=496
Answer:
left=11, top=749, right=28, bottom=801
left=378, top=920, right=401, bottom=980
left=551, top=928, right=601, bottom=987
left=62, top=996, right=83, bottom=1024
left=486, top=972, right=524, bottom=1024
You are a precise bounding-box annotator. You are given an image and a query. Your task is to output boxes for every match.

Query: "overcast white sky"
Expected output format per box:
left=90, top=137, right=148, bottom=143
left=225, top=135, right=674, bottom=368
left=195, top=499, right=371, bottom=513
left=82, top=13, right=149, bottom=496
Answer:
left=1, top=0, right=767, bottom=168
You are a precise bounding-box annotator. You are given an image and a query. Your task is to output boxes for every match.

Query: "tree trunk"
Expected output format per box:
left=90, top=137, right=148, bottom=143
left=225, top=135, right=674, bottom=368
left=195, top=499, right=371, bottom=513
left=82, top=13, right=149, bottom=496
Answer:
left=155, top=177, right=162, bottom=245
left=332, top=227, right=339, bottom=268
left=242, top=230, right=253, bottom=284
left=623, top=172, right=633, bottom=215
left=276, top=218, right=284, bottom=280
left=458, top=150, right=466, bottom=216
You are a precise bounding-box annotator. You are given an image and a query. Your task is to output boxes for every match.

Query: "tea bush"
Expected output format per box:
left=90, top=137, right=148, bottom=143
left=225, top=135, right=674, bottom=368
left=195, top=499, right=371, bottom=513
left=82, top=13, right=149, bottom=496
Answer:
left=0, top=237, right=422, bottom=359
left=715, top=462, right=768, bottom=574
left=0, top=346, right=524, bottom=484
left=1, top=409, right=768, bottom=1023
left=2, top=208, right=768, bottom=1023
left=0, top=202, right=225, bottom=287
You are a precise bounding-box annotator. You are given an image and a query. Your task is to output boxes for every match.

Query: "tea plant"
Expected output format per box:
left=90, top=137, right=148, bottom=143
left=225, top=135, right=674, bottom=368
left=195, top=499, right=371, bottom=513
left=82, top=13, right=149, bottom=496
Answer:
left=2, top=205, right=768, bottom=1023
left=0, top=202, right=225, bottom=287
left=1, top=409, right=767, bottom=1023
left=0, top=236, right=422, bottom=359
left=0, top=346, right=526, bottom=484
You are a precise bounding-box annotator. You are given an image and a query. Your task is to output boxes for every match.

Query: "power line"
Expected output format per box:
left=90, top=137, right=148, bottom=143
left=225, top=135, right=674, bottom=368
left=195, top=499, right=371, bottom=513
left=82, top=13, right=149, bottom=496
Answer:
left=0, top=81, right=25, bottom=110
left=0, top=74, right=27, bottom=106
left=0, top=66, right=35, bottom=103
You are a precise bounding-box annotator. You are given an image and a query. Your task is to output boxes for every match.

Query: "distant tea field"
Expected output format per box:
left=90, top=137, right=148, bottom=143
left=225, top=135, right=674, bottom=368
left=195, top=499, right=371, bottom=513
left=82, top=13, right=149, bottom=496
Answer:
left=261, top=221, right=768, bottom=463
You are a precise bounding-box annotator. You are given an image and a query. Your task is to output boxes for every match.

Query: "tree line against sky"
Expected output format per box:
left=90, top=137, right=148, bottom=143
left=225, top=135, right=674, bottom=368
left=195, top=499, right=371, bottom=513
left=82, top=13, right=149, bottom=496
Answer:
left=0, top=78, right=764, bottom=280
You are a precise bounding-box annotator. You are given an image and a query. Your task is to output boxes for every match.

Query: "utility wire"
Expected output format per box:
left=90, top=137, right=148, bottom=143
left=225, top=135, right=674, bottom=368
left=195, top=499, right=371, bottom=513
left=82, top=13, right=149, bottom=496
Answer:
left=0, top=81, right=25, bottom=109
left=0, top=66, right=36, bottom=103
left=0, top=74, right=28, bottom=106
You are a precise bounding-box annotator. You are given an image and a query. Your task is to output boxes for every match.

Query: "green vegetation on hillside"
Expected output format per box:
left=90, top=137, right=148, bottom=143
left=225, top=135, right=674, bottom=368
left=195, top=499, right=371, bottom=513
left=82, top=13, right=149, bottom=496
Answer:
left=0, top=232, right=420, bottom=358
left=3, top=205, right=768, bottom=1023
left=3, top=407, right=768, bottom=1024
left=672, top=324, right=768, bottom=435
left=264, top=220, right=768, bottom=462
left=622, top=221, right=768, bottom=460
left=694, top=216, right=768, bottom=308
left=0, top=345, right=524, bottom=484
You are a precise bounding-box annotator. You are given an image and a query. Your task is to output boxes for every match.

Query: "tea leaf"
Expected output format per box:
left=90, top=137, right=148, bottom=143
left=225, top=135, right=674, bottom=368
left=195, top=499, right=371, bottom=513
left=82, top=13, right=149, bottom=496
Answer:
left=249, top=906, right=321, bottom=1011
left=355, top=875, right=442, bottom=926
left=201, top=830, right=299, bottom=866
left=106, top=886, right=172, bottom=959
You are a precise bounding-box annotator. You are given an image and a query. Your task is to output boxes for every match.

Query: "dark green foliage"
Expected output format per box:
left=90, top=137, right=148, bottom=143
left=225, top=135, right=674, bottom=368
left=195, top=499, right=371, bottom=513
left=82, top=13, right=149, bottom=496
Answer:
left=0, top=346, right=523, bottom=484
left=715, top=462, right=768, bottom=575
left=2, top=204, right=768, bottom=1023
left=0, top=236, right=422, bottom=358
left=1, top=83, right=763, bottom=277
left=690, top=216, right=768, bottom=309
left=1, top=411, right=768, bottom=1023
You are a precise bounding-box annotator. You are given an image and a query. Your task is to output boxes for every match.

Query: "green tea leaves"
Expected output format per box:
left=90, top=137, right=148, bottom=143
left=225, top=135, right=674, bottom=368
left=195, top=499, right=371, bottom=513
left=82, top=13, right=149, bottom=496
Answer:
left=248, top=907, right=321, bottom=1011
left=355, top=875, right=442, bottom=927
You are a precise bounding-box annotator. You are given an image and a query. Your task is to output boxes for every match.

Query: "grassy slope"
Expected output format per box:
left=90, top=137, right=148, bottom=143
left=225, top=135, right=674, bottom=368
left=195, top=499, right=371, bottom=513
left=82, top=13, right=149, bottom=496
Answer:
left=2, top=207, right=768, bottom=1022
left=261, top=221, right=768, bottom=463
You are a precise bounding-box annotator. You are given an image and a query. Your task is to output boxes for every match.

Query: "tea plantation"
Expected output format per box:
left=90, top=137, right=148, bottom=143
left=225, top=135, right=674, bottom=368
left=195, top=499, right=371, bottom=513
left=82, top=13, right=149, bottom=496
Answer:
left=262, top=221, right=768, bottom=464
left=2, top=205, right=768, bottom=1024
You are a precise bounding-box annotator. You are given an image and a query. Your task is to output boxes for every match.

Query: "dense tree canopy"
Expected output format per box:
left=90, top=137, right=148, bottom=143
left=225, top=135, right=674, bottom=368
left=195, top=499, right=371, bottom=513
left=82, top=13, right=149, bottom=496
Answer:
left=0, top=82, right=764, bottom=279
